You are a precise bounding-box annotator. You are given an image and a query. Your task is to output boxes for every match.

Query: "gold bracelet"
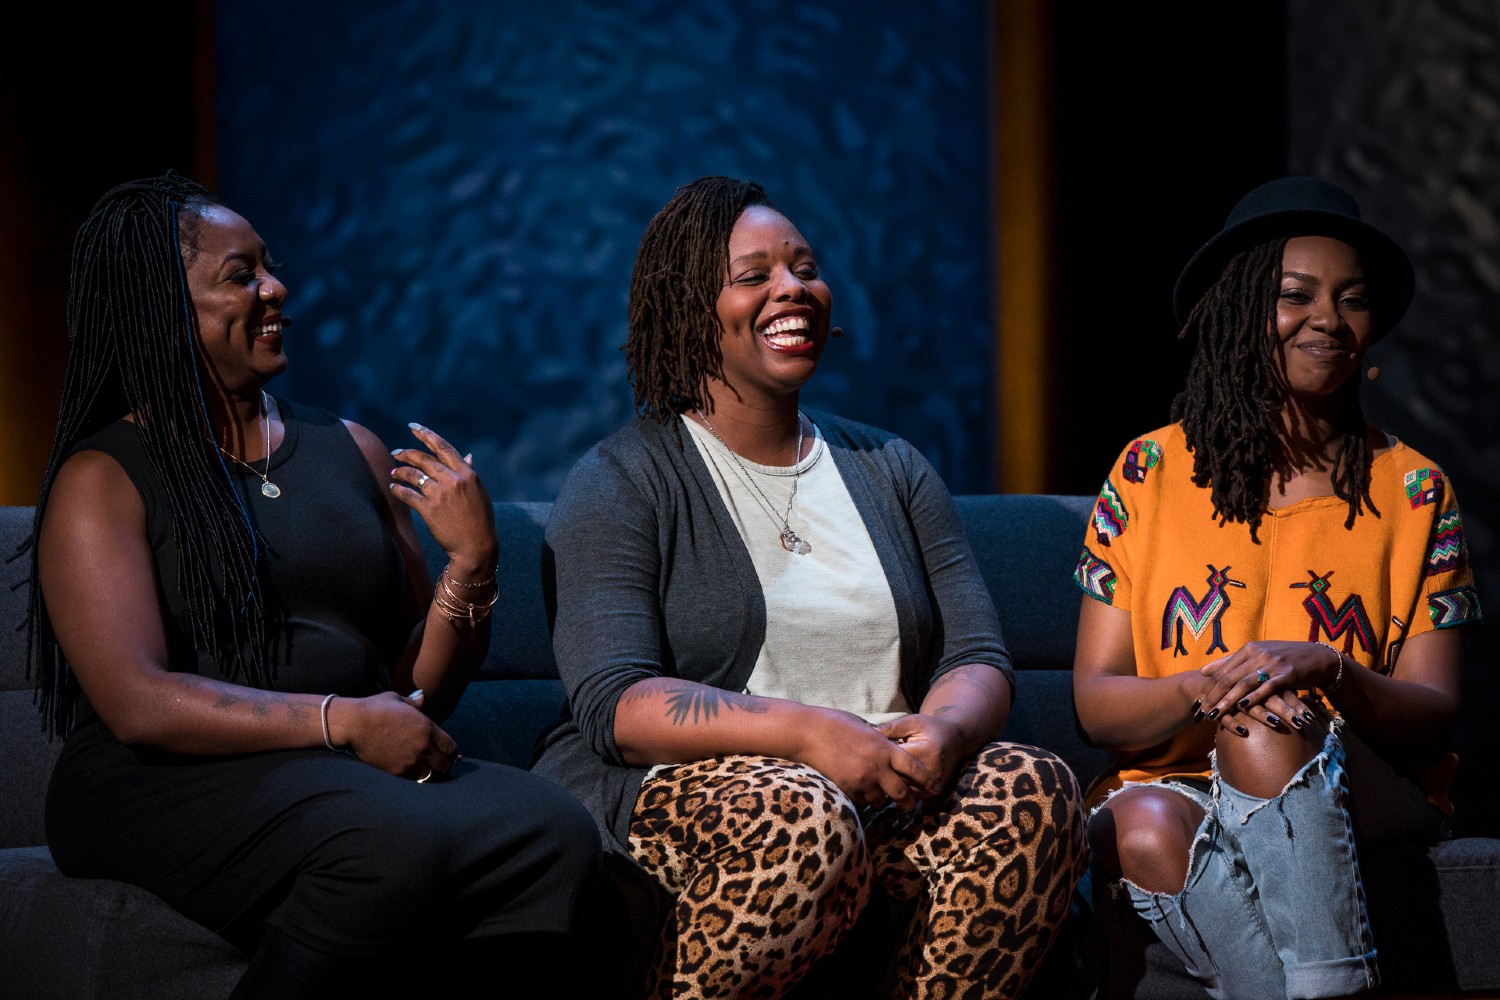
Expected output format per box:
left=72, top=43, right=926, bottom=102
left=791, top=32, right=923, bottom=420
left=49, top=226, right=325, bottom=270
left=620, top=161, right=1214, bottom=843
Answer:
left=1316, top=641, right=1346, bottom=693
left=433, top=575, right=499, bottom=627
left=444, top=565, right=497, bottom=590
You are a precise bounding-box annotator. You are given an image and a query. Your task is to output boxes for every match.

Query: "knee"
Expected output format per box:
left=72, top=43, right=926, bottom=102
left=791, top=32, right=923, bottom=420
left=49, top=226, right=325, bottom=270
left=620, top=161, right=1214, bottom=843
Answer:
left=974, top=743, right=1088, bottom=851
left=1090, top=789, right=1200, bottom=893
left=529, top=786, right=603, bottom=874
left=1215, top=714, right=1326, bottom=799
left=758, top=762, right=868, bottom=883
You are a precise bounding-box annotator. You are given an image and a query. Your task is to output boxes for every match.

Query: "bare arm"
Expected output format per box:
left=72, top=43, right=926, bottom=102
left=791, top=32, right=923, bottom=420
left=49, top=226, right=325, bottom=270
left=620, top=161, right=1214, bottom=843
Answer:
left=613, top=677, right=941, bottom=811
left=355, top=420, right=498, bottom=722
left=1199, top=628, right=1461, bottom=763
left=1072, top=595, right=1206, bottom=751
left=39, top=450, right=454, bottom=777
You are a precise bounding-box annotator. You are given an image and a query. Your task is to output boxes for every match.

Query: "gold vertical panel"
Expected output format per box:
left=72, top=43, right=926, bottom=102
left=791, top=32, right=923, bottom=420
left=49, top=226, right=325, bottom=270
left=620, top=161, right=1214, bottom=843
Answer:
left=991, top=1, right=1054, bottom=494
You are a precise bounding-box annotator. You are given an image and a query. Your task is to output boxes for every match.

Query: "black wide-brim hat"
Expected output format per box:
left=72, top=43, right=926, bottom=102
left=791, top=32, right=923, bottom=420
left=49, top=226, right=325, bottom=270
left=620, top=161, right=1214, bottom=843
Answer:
left=1172, top=176, right=1414, bottom=336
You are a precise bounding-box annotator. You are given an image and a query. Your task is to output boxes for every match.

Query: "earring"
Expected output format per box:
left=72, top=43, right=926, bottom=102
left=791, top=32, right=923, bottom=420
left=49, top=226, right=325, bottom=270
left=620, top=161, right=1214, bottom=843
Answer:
left=1366, top=364, right=1381, bottom=382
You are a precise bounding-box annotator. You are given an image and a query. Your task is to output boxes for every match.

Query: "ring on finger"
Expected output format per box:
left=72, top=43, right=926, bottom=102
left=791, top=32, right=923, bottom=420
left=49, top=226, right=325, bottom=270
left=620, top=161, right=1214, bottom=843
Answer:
left=417, top=473, right=431, bottom=488
left=1256, top=671, right=1271, bottom=684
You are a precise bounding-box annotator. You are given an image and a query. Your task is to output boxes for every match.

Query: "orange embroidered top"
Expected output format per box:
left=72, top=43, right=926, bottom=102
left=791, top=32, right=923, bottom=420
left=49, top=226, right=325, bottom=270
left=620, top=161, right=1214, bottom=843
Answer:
left=1074, top=423, right=1481, bottom=809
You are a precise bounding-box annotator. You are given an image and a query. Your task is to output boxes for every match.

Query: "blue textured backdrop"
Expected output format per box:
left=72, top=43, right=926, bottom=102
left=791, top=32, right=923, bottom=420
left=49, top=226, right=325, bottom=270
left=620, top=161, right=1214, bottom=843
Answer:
left=214, top=0, right=994, bottom=500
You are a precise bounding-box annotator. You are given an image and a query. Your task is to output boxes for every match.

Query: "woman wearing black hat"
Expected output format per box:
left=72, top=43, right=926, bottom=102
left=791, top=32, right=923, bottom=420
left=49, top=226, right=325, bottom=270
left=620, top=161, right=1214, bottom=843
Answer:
left=1072, top=177, right=1482, bottom=999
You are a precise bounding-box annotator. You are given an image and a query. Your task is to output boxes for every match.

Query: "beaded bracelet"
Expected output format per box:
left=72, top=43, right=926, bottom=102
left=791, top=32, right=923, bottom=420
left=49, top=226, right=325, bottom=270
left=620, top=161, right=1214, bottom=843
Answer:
left=1316, top=641, right=1346, bottom=693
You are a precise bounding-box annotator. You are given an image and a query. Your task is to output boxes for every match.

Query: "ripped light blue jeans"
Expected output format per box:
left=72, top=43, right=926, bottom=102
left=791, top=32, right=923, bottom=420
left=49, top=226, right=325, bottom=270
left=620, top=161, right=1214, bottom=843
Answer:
left=1100, top=718, right=1441, bottom=1000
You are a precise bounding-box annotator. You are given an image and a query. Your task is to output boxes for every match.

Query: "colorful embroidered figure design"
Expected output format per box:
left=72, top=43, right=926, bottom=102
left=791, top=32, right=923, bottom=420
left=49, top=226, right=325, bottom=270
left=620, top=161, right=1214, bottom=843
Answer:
left=1292, top=569, right=1375, bottom=655
left=1404, top=467, right=1444, bottom=509
left=1384, top=615, right=1407, bottom=675
left=1429, top=585, right=1481, bottom=629
left=1161, top=564, right=1244, bottom=657
left=1122, top=439, right=1163, bottom=484
left=1093, top=479, right=1126, bottom=546
left=1074, top=551, right=1117, bottom=604
left=1427, top=509, right=1467, bottom=575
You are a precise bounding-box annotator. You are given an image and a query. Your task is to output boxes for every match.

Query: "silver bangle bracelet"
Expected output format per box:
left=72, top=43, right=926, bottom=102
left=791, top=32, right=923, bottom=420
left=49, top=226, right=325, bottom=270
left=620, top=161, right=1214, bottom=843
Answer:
left=320, top=692, right=340, bottom=751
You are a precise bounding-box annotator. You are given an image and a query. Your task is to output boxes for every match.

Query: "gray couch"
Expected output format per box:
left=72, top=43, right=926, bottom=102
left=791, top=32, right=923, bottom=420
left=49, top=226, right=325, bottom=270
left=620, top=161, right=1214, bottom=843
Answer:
left=2, top=497, right=1497, bottom=999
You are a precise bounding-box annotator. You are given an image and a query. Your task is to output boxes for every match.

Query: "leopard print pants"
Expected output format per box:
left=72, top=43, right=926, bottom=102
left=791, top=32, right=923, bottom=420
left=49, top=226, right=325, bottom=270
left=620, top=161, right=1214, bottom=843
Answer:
left=628, top=743, right=1087, bottom=999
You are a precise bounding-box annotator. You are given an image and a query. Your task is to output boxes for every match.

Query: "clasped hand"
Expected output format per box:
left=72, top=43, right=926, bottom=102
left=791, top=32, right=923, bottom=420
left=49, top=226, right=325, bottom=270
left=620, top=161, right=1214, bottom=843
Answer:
left=1196, top=640, right=1339, bottom=733
left=799, top=709, right=956, bottom=814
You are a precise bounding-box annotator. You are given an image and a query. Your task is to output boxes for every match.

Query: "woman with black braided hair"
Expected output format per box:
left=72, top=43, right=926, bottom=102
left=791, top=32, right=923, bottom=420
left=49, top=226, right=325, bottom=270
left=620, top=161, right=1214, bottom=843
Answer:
left=29, top=172, right=608, bottom=999
left=1073, top=177, right=1483, bottom=999
left=536, top=175, right=1088, bottom=999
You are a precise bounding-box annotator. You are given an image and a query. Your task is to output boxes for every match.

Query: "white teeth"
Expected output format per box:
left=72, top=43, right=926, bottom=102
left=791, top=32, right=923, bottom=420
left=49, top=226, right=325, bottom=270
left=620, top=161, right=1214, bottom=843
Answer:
left=760, top=316, right=810, bottom=340
left=258, top=322, right=281, bottom=335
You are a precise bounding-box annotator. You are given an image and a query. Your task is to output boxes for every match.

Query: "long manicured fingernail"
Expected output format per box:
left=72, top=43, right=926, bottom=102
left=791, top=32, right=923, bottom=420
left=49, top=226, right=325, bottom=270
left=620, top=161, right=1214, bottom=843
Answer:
left=1189, top=699, right=1201, bottom=718
left=408, top=689, right=424, bottom=701
left=390, top=449, right=403, bottom=456
left=1235, top=725, right=1248, bottom=736
left=408, top=422, right=426, bottom=432
left=1238, top=697, right=1251, bottom=710
left=1290, top=715, right=1305, bottom=729
left=1303, top=711, right=1316, bottom=725
left=1193, top=708, right=1206, bottom=723
left=1266, top=714, right=1281, bottom=728
left=1207, top=708, right=1220, bottom=720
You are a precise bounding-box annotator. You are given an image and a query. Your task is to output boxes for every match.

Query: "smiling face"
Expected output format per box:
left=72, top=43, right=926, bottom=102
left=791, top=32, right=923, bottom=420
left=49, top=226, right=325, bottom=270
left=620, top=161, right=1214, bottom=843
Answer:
left=711, top=204, right=833, bottom=405
left=1271, top=235, right=1375, bottom=401
left=182, top=204, right=290, bottom=395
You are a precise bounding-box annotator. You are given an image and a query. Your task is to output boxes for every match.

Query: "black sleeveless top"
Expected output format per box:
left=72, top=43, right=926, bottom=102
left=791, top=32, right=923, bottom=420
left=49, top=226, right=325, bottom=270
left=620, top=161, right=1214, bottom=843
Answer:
left=69, top=396, right=412, bottom=700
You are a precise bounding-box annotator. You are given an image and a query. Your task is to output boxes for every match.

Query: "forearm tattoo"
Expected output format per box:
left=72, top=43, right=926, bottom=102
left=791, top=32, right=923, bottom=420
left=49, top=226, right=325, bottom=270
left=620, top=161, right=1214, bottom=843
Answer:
left=211, top=687, right=310, bottom=722
left=660, top=686, right=769, bottom=726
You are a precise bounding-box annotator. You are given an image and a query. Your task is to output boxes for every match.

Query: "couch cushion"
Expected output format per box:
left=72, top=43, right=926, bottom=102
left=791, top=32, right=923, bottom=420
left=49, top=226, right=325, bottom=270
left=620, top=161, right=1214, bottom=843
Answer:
left=0, top=846, right=245, bottom=1000
left=954, top=494, right=1094, bottom=671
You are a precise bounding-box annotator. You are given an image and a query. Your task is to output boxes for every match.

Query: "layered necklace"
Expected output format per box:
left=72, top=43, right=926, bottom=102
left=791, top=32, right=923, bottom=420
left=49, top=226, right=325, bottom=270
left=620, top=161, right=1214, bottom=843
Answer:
left=694, top=409, right=811, bottom=555
left=219, top=390, right=282, bottom=499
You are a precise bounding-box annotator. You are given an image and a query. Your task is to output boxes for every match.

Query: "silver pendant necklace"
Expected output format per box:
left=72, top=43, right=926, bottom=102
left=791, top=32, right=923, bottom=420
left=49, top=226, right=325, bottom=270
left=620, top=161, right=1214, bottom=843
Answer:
left=694, top=409, right=810, bottom=555
left=219, top=390, right=282, bottom=498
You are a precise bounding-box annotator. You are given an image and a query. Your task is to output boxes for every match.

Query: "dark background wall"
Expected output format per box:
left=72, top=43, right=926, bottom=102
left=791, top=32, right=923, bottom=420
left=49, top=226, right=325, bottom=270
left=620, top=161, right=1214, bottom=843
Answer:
left=212, top=0, right=997, bottom=501
left=2, top=1, right=1494, bottom=833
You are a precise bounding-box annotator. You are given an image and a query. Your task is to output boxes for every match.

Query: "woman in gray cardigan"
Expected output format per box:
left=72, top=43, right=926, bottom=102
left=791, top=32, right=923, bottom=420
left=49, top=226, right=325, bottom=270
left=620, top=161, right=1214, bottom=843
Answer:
left=537, top=176, right=1087, bottom=999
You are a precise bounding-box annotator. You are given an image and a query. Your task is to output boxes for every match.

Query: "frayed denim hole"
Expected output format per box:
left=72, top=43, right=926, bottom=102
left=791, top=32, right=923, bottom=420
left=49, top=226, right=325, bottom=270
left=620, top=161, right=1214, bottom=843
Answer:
left=1225, top=721, right=1347, bottom=827
left=1113, top=808, right=1216, bottom=902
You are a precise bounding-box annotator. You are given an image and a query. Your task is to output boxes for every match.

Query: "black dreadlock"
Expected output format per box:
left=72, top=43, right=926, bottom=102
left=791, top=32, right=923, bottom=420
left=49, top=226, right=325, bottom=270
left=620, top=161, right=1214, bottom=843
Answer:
left=26, top=171, right=271, bottom=738
left=1171, top=238, right=1376, bottom=541
left=625, top=176, right=773, bottom=421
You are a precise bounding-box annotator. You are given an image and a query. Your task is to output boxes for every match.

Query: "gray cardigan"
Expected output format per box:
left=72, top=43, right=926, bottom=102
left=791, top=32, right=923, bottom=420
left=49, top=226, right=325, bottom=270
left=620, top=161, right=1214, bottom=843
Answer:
left=535, top=411, right=1013, bottom=850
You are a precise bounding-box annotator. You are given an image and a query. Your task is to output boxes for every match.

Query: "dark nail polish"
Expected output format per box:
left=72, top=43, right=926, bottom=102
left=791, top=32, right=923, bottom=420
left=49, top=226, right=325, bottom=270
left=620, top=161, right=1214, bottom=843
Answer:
left=1235, top=725, right=1248, bottom=736
left=1238, top=697, right=1251, bottom=710
left=1193, top=709, right=1205, bottom=723
left=1290, top=715, right=1304, bottom=729
left=1266, top=714, right=1281, bottom=728
left=1190, top=699, right=1201, bottom=716
left=1303, top=711, right=1316, bottom=725
left=1207, top=708, right=1220, bottom=720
